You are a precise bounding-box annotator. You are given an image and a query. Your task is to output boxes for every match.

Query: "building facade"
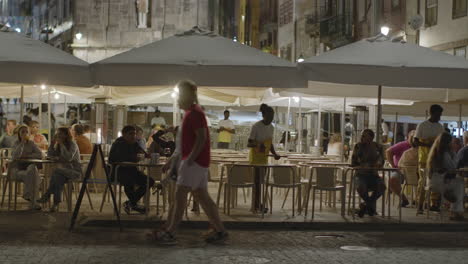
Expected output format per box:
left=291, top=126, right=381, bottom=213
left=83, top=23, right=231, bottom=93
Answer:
left=416, top=0, right=468, bottom=58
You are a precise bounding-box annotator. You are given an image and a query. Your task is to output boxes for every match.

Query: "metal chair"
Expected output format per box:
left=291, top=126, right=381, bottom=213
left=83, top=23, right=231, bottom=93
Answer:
left=400, top=166, right=419, bottom=207
left=305, top=166, right=345, bottom=219
left=267, top=166, right=301, bottom=217
left=223, top=164, right=255, bottom=215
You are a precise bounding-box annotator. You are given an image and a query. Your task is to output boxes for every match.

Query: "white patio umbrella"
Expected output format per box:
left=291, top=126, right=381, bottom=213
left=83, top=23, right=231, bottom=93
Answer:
left=0, top=31, right=92, bottom=87
left=92, top=26, right=306, bottom=89
left=296, top=38, right=468, bottom=143
left=0, top=31, right=92, bottom=135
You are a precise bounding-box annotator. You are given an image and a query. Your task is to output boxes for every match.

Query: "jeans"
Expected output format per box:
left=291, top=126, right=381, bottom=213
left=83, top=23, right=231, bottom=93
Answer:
left=44, top=167, right=81, bottom=204
left=118, top=170, right=155, bottom=206
left=355, top=172, right=386, bottom=211
left=12, top=164, right=40, bottom=206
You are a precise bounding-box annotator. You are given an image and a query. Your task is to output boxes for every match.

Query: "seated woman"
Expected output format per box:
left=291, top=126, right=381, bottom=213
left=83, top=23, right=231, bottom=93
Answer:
left=29, top=120, right=48, bottom=150
left=327, top=133, right=343, bottom=156
left=11, top=125, right=43, bottom=210
left=351, top=129, right=386, bottom=217
left=71, top=124, right=92, bottom=155
left=37, top=127, right=82, bottom=212
left=427, top=132, right=465, bottom=221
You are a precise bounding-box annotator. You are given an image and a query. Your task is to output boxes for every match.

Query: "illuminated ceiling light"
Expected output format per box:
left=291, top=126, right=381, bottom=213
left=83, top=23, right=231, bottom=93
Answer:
left=293, top=97, right=300, bottom=103
left=171, top=92, right=177, bottom=99
left=75, top=32, right=83, bottom=40
left=54, top=92, right=60, bottom=99
left=40, top=84, right=47, bottom=90
left=380, top=26, right=390, bottom=36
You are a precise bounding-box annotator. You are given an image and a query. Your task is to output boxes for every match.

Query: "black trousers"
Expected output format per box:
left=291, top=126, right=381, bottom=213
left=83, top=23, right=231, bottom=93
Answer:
left=118, top=170, right=155, bottom=206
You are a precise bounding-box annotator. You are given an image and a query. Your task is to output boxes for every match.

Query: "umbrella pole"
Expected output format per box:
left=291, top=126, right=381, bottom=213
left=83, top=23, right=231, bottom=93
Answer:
left=316, top=97, right=321, bottom=148
left=20, top=85, right=24, bottom=124
left=48, top=87, right=51, bottom=140
left=172, top=97, right=177, bottom=126
left=64, top=95, right=68, bottom=126
left=376, top=85, right=382, bottom=144
left=298, top=96, right=302, bottom=153
left=393, top=112, right=398, bottom=145
left=459, top=104, right=462, bottom=138
left=285, top=97, right=291, bottom=153
left=341, top=97, right=346, bottom=162
left=39, top=87, right=42, bottom=129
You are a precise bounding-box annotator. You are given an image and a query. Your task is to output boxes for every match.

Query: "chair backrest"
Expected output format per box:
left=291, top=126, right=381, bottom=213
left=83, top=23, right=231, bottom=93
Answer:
left=80, top=154, right=92, bottom=161
left=208, top=162, right=221, bottom=181
left=314, top=167, right=340, bottom=188
left=401, top=166, right=418, bottom=185
left=271, top=166, right=298, bottom=185
left=227, top=165, right=254, bottom=185
left=0, top=148, right=13, bottom=173
left=148, top=166, right=164, bottom=181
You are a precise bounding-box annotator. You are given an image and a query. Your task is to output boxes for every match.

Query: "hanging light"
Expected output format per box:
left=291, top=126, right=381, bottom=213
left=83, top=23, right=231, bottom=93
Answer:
left=173, top=86, right=179, bottom=93
left=40, top=84, right=47, bottom=90
left=171, top=92, right=177, bottom=99
left=54, top=92, right=60, bottom=100
left=296, top=54, right=305, bottom=63
left=293, top=97, right=300, bottom=103
left=380, top=26, right=390, bottom=36
left=75, top=32, right=83, bottom=40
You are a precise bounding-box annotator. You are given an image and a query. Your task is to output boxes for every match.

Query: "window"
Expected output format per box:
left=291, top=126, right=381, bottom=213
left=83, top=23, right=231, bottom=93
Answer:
left=425, top=0, right=438, bottom=27
left=453, top=0, right=467, bottom=19
left=454, top=46, right=466, bottom=58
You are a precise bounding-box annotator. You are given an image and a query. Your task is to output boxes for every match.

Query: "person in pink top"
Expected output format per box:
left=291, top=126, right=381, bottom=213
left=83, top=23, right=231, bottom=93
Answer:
left=151, top=80, right=227, bottom=245
left=385, top=130, right=415, bottom=207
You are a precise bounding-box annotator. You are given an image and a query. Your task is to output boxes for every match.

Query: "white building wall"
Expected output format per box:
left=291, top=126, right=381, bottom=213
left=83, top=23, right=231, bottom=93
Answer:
left=419, top=0, right=468, bottom=53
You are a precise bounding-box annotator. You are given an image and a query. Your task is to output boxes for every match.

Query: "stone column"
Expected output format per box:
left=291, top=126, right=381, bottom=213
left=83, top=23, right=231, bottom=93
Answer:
left=93, top=98, right=109, bottom=145
left=113, top=105, right=128, bottom=139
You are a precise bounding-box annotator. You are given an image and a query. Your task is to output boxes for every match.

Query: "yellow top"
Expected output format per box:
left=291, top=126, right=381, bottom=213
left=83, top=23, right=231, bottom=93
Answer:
left=249, top=139, right=272, bottom=165
left=218, top=131, right=232, bottom=143
left=418, top=137, right=436, bottom=167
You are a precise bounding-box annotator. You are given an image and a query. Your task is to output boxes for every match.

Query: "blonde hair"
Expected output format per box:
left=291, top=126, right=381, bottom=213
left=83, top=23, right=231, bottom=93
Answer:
left=329, top=133, right=342, bottom=144
left=177, top=80, right=199, bottom=105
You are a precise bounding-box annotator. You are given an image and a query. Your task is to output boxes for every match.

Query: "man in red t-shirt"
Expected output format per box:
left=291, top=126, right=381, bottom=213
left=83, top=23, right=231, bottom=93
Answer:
left=152, top=80, right=227, bottom=245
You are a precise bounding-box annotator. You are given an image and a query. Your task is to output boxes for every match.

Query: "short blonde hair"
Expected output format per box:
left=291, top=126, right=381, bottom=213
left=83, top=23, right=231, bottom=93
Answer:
left=177, top=80, right=199, bottom=105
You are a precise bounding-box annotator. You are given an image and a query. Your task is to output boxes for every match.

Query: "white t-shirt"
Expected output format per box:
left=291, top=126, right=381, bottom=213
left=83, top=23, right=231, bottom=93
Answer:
left=382, top=122, right=389, bottom=136
left=415, top=120, right=444, bottom=140
left=218, top=119, right=234, bottom=130
left=151, top=116, right=166, bottom=127
left=249, top=121, right=274, bottom=143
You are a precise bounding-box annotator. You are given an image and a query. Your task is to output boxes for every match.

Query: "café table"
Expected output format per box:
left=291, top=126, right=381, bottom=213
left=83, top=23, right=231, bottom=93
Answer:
left=110, top=161, right=165, bottom=218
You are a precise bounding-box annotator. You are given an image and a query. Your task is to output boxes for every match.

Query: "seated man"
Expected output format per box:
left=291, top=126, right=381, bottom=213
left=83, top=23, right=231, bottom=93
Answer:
left=351, top=129, right=386, bottom=217
left=109, top=125, right=155, bottom=214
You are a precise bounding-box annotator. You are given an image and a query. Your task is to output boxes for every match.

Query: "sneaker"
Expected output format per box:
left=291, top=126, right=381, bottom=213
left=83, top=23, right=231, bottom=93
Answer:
left=49, top=203, right=59, bottom=213
left=154, top=231, right=177, bottom=245
left=401, top=199, right=409, bottom=208
left=132, top=204, right=146, bottom=214
left=29, top=204, right=42, bottom=211
left=123, top=201, right=132, bottom=215
left=205, top=231, right=229, bottom=244
left=357, top=203, right=366, bottom=218
left=36, top=195, right=50, bottom=204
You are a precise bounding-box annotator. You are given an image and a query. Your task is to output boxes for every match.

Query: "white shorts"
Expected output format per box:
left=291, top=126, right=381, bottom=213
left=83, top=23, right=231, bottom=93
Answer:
left=177, top=160, right=208, bottom=190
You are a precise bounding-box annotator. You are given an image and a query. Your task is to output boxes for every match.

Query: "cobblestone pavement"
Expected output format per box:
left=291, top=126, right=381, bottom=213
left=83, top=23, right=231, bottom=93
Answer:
left=1, top=225, right=468, bottom=264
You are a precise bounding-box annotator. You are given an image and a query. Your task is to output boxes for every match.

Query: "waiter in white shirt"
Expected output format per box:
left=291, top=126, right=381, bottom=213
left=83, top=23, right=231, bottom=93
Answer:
left=217, top=110, right=235, bottom=149
left=151, top=110, right=167, bottom=127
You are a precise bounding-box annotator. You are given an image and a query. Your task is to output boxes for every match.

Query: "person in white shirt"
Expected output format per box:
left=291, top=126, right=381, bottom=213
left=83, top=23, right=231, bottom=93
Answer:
left=150, top=110, right=166, bottom=127
left=327, top=133, right=343, bottom=156
left=381, top=119, right=389, bottom=143
left=217, top=110, right=235, bottom=149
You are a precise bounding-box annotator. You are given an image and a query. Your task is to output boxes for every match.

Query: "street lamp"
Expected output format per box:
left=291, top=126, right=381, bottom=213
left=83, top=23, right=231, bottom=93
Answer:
left=296, top=54, right=305, bottom=63
left=15, top=28, right=21, bottom=33
left=75, top=32, right=83, bottom=40
left=380, top=26, right=390, bottom=36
